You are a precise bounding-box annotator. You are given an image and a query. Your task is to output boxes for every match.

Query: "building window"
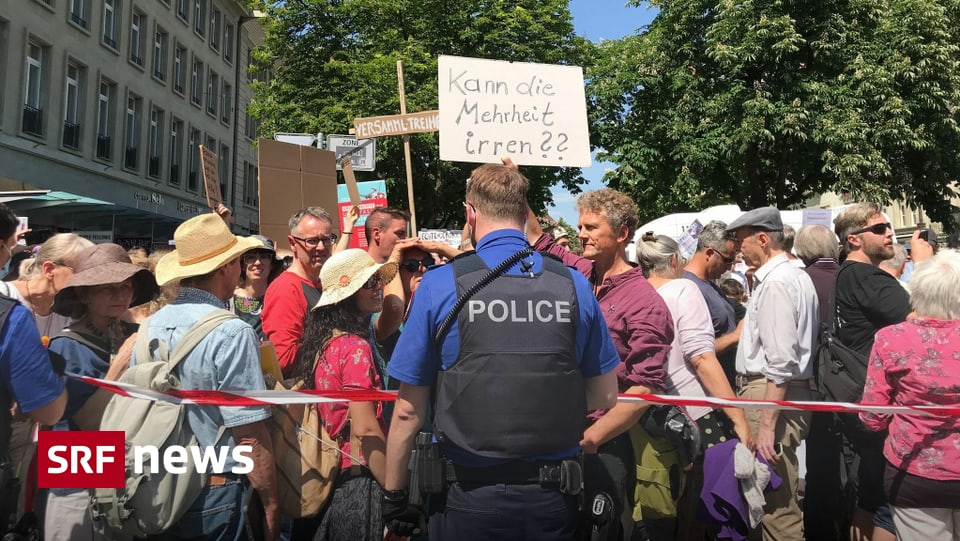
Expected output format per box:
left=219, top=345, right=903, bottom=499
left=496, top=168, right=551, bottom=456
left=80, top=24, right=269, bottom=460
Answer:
left=148, top=108, right=163, bottom=177
left=22, top=42, right=45, bottom=136
left=176, top=0, right=188, bottom=23
left=209, top=7, right=221, bottom=51
left=193, top=0, right=206, bottom=37
left=223, top=23, right=234, bottom=63
left=62, top=63, right=82, bottom=150
left=219, top=143, right=230, bottom=201
left=124, top=94, right=141, bottom=170
left=70, top=0, right=88, bottom=28
left=102, top=0, right=119, bottom=49
left=169, top=118, right=183, bottom=185
left=221, top=82, right=231, bottom=124
left=243, top=161, right=258, bottom=206
left=244, top=112, right=258, bottom=140
left=173, top=45, right=186, bottom=94
left=96, top=80, right=114, bottom=160
left=187, top=127, right=200, bottom=191
left=206, top=71, right=218, bottom=116
left=152, top=26, right=168, bottom=81
left=130, top=10, right=144, bottom=66
left=191, top=58, right=203, bottom=106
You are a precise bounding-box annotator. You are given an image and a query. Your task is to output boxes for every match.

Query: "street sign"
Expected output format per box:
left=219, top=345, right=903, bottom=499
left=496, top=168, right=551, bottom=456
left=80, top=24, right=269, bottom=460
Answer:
left=353, top=110, right=440, bottom=140
left=326, top=135, right=376, bottom=172
left=273, top=133, right=322, bottom=147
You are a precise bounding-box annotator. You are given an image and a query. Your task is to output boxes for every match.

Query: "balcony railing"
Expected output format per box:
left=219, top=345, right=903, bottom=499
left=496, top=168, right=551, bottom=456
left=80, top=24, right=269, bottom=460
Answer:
left=96, top=135, right=111, bottom=160
left=188, top=170, right=198, bottom=191
left=169, top=164, right=180, bottom=185
left=70, top=12, right=87, bottom=28
left=21, top=106, right=43, bottom=136
left=62, top=122, right=80, bottom=149
left=130, top=53, right=143, bottom=67
left=103, top=35, right=117, bottom=49
left=124, top=146, right=138, bottom=169
left=148, top=156, right=160, bottom=177
left=174, top=82, right=184, bottom=94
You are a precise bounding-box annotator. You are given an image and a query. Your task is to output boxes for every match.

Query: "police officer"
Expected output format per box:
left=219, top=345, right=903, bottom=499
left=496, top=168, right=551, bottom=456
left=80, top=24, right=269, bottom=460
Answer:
left=381, top=163, right=620, bottom=541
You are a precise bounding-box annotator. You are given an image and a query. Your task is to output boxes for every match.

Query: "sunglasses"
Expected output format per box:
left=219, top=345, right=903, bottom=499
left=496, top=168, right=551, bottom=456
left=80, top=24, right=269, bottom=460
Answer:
left=401, top=256, right=435, bottom=273
left=242, top=251, right=274, bottom=264
left=291, top=234, right=337, bottom=248
left=361, top=275, right=382, bottom=290
left=851, top=222, right=892, bottom=236
left=712, top=249, right=736, bottom=266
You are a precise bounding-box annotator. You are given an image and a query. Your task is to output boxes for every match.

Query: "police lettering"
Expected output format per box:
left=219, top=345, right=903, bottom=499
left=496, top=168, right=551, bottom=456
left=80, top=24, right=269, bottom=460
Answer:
left=467, top=299, right=571, bottom=323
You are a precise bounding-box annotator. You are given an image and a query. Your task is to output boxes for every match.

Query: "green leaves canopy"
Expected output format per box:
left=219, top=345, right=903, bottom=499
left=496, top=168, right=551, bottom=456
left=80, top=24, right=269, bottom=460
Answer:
left=249, top=0, right=590, bottom=228
left=589, top=0, right=960, bottom=227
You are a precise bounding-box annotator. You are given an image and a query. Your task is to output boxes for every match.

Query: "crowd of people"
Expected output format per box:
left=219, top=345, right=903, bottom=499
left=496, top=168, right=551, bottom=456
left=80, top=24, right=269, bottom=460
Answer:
left=0, top=160, right=957, bottom=541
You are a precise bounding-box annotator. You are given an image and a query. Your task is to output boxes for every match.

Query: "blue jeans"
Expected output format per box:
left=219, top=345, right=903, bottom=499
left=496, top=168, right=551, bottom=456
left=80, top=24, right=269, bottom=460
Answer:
left=148, top=477, right=247, bottom=541
left=428, top=481, right=578, bottom=541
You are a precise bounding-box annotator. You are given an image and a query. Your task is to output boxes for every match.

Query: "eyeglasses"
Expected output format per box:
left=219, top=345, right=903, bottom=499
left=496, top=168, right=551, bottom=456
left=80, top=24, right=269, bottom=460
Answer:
left=401, top=256, right=435, bottom=273
left=242, top=251, right=274, bottom=265
left=361, top=275, right=382, bottom=290
left=291, top=234, right=337, bottom=248
left=851, top=222, right=892, bottom=236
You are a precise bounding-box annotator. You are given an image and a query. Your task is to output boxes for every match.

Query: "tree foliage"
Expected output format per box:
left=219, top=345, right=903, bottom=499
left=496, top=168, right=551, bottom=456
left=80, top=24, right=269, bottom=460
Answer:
left=588, top=0, right=960, bottom=228
left=249, top=0, right=590, bottom=228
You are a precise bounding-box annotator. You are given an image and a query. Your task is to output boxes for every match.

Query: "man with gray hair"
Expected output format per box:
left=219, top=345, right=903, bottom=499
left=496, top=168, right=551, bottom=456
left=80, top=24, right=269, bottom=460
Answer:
left=683, top=220, right=742, bottom=385
left=262, top=207, right=335, bottom=373
left=727, top=207, right=819, bottom=541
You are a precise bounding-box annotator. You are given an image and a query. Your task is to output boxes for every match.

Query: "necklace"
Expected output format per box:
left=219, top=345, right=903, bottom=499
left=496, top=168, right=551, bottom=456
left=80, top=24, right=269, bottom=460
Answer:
left=24, top=279, right=54, bottom=346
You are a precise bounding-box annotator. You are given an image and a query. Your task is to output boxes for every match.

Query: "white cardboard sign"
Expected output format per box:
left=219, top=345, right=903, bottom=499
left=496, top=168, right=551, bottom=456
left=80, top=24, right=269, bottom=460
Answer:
left=438, top=55, right=591, bottom=167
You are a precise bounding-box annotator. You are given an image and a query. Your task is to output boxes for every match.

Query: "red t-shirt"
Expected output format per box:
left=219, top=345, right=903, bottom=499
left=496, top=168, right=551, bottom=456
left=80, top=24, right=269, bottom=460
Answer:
left=262, top=271, right=321, bottom=374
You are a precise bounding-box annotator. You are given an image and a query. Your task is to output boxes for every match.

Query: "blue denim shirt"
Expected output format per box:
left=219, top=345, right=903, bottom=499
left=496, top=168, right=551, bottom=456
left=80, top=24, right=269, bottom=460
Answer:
left=134, top=287, right=271, bottom=471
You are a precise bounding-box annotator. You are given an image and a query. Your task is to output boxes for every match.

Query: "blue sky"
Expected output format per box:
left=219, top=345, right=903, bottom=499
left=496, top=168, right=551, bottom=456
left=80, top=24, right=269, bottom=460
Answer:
left=548, top=0, right=657, bottom=226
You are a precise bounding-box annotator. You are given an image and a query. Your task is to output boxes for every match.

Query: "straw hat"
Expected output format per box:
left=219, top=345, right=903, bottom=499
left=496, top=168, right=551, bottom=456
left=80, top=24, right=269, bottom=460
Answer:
left=312, top=249, right=397, bottom=310
left=155, top=213, right=262, bottom=286
left=52, top=243, right=159, bottom=316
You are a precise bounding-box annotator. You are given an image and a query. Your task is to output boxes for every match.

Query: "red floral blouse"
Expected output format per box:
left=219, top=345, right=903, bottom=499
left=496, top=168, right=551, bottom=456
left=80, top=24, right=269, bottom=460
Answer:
left=860, top=318, right=960, bottom=481
left=314, top=333, right=386, bottom=470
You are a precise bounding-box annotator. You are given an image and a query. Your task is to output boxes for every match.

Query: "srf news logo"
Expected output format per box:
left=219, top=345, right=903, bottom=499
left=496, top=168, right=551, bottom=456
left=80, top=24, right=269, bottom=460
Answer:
left=37, top=431, right=253, bottom=489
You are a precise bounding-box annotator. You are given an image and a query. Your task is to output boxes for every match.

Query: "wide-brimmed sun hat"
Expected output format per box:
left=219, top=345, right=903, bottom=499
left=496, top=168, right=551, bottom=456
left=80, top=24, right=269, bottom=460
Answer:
left=52, top=243, right=159, bottom=316
left=312, top=249, right=398, bottom=310
left=155, top=213, right=262, bottom=286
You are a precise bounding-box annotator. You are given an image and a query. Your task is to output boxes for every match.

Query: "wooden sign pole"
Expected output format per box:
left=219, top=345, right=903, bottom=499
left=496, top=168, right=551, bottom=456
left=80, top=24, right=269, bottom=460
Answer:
left=397, top=60, right=418, bottom=237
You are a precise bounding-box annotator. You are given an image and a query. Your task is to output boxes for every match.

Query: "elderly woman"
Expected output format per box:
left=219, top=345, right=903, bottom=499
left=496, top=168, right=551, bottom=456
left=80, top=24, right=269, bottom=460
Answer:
left=635, top=234, right=753, bottom=539
left=293, top=248, right=397, bottom=541
left=860, top=251, right=960, bottom=540
left=45, top=243, right=158, bottom=540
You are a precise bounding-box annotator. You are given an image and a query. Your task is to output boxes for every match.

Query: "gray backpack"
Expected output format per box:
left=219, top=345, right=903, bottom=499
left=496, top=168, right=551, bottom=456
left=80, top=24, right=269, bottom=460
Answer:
left=90, top=309, right=236, bottom=537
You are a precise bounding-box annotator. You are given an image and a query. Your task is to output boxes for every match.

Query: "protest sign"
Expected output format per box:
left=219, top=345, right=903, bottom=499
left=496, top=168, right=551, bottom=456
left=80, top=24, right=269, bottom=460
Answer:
left=336, top=180, right=387, bottom=249
left=199, top=145, right=222, bottom=208
left=438, top=55, right=591, bottom=167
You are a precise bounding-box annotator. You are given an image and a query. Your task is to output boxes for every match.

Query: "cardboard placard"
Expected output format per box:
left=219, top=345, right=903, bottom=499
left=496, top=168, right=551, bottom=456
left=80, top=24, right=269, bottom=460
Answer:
left=199, top=145, right=222, bottom=209
left=340, top=157, right=362, bottom=206
left=257, top=139, right=339, bottom=248
left=438, top=55, right=591, bottom=167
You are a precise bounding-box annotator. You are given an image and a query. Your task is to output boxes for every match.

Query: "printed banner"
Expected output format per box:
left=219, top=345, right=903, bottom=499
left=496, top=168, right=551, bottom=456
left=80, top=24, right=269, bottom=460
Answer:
left=336, top=180, right=388, bottom=249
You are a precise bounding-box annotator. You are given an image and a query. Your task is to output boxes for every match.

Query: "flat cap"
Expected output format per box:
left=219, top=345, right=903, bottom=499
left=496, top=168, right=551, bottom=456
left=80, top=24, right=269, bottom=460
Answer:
left=725, top=207, right=783, bottom=233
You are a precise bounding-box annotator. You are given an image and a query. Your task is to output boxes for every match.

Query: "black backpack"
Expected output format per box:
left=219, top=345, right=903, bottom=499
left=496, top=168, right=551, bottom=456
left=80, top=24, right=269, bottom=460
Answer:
left=815, top=268, right=868, bottom=403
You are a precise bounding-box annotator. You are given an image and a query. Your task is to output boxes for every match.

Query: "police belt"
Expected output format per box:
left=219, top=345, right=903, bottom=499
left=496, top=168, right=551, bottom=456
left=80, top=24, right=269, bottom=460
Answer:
left=446, top=459, right=582, bottom=494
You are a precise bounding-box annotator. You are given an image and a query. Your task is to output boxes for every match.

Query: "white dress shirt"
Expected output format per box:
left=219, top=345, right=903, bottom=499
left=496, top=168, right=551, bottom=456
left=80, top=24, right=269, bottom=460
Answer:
left=736, top=253, right=819, bottom=384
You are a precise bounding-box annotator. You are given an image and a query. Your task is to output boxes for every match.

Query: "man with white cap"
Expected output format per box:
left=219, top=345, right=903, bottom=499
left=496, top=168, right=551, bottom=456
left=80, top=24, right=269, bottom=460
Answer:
left=141, top=213, right=280, bottom=540
left=725, top=207, right=819, bottom=541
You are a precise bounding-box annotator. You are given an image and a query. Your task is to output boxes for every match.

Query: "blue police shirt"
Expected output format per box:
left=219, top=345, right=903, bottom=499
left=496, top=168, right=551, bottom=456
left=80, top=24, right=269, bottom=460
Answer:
left=387, top=229, right=620, bottom=466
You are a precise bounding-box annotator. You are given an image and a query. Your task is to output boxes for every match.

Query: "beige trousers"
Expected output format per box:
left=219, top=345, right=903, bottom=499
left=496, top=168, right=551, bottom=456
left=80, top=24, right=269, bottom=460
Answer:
left=892, top=506, right=960, bottom=541
left=737, top=377, right=811, bottom=541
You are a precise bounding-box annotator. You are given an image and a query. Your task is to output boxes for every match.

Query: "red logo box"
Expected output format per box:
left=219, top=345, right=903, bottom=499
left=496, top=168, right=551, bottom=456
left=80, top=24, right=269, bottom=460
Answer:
left=37, top=431, right=125, bottom=489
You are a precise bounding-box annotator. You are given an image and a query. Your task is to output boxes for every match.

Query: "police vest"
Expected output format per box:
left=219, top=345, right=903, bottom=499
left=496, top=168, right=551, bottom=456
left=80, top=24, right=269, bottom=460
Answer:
left=434, top=252, right=587, bottom=459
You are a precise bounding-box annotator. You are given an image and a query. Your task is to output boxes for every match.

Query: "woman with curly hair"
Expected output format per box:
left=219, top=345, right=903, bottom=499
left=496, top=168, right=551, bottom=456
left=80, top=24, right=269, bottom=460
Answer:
left=292, top=248, right=396, bottom=541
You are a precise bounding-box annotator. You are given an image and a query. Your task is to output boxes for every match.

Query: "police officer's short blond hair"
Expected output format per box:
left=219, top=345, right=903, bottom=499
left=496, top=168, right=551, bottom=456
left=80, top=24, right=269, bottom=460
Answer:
left=466, top=164, right=529, bottom=224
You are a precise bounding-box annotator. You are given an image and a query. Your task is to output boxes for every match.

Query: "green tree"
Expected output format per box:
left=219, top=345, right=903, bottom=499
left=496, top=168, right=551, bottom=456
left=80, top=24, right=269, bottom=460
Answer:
left=589, top=0, right=960, bottom=227
left=250, top=0, right=591, bottom=228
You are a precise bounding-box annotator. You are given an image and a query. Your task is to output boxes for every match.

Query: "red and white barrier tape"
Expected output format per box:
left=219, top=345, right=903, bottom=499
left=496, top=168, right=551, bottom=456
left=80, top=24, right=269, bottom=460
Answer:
left=73, top=374, right=960, bottom=417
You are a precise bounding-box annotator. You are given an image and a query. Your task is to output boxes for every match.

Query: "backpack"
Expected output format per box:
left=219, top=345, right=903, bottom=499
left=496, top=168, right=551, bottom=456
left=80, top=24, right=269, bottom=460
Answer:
left=89, top=309, right=236, bottom=537
left=816, top=267, right=869, bottom=403
left=267, top=375, right=340, bottom=518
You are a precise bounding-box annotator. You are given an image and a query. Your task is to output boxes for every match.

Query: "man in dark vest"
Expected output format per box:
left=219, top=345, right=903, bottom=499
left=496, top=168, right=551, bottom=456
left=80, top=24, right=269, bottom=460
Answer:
left=381, top=163, right=620, bottom=540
